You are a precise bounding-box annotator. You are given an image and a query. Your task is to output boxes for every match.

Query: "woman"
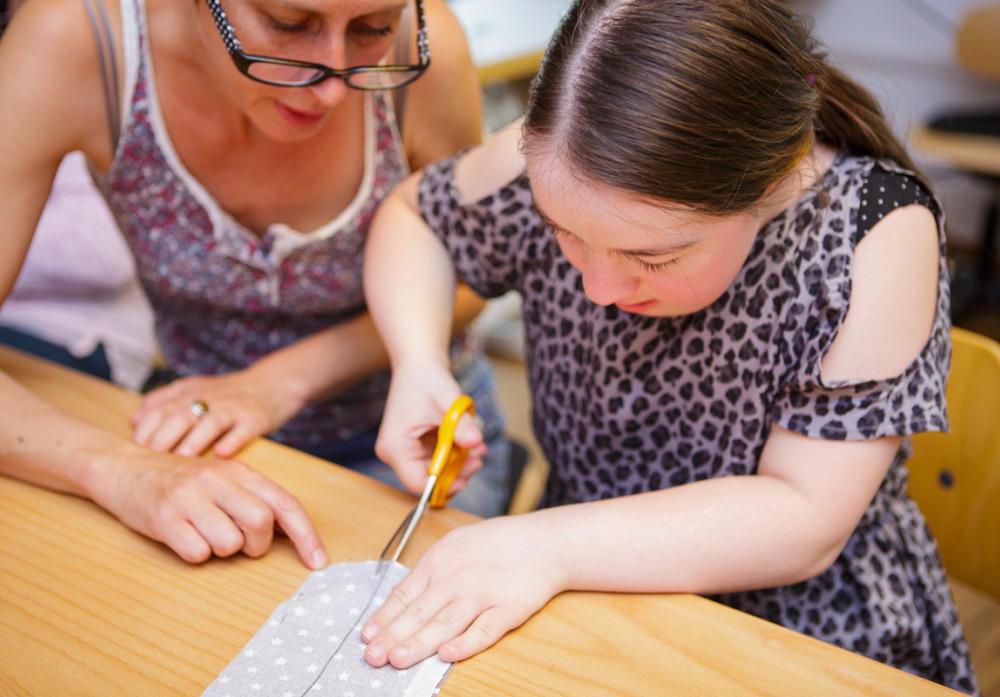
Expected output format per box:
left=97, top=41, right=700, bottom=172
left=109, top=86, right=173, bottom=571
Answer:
left=360, top=0, right=978, bottom=693
left=0, top=0, right=509, bottom=569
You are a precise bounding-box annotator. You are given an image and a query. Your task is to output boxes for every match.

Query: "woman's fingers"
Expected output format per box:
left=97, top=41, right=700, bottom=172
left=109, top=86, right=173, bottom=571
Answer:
left=239, top=470, right=328, bottom=569
left=112, top=456, right=327, bottom=570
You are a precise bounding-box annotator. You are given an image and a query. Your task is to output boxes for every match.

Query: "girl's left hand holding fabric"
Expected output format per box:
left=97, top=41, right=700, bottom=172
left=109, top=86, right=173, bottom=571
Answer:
left=361, top=513, right=565, bottom=668
left=131, top=368, right=305, bottom=458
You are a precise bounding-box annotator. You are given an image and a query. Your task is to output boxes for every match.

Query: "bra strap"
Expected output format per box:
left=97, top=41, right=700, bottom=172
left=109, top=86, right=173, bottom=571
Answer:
left=81, top=0, right=121, bottom=153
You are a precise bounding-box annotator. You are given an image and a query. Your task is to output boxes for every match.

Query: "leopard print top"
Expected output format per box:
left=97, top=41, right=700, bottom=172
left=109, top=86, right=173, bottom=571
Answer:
left=418, top=152, right=978, bottom=694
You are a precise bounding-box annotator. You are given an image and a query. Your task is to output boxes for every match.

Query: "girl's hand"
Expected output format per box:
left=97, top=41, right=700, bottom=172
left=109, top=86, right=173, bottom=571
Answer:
left=375, top=362, right=486, bottom=496
left=361, top=515, right=565, bottom=667
left=131, top=370, right=305, bottom=458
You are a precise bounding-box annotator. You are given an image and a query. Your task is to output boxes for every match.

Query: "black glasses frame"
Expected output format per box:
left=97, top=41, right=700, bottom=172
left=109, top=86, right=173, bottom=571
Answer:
left=206, top=0, right=430, bottom=89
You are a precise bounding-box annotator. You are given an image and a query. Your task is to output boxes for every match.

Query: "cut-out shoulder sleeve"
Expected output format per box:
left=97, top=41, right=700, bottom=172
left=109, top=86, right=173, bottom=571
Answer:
left=417, top=154, right=548, bottom=299
left=769, top=163, right=950, bottom=441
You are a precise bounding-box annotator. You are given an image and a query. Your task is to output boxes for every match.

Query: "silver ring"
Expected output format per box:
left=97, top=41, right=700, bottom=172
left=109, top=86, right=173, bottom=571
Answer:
left=189, top=399, right=209, bottom=419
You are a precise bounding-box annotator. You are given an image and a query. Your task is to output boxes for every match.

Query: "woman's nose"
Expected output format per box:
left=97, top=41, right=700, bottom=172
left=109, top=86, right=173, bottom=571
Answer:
left=306, top=33, right=351, bottom=105
left=307, top=74, right=350, bottom=107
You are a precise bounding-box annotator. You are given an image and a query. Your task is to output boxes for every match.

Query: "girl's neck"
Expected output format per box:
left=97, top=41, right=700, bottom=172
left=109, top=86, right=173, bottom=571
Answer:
left=757, top=141, right=838, bottom=224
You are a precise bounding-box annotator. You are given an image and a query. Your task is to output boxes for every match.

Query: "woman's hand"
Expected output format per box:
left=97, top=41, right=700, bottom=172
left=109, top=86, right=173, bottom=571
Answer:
left=375, top=362, right=486, bottom=496
left=361, top=514, right=565, bottom=667
left=89, top=447, right=328, bottom=569
left=131, top=369, right=306, bottom=458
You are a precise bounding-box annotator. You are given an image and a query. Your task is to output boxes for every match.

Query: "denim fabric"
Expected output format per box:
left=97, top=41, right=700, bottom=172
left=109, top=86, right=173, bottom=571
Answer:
left=0, top=326, right=112, bottom=381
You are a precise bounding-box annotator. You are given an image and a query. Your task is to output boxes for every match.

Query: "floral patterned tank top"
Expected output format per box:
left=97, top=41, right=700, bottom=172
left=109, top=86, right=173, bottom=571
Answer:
left=96, top=0, right=409, bottom=448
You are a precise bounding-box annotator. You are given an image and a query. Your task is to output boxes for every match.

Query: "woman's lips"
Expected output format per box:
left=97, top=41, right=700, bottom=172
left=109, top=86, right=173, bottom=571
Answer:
left=274, top=101, right=325, bottom=126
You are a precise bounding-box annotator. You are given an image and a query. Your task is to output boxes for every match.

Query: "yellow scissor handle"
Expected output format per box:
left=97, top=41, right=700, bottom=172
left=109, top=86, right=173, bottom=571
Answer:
left=427, top=395, right=475, bottom=508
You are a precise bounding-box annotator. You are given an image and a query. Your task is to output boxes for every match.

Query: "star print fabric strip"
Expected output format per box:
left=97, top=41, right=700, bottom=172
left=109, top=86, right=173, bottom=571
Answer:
left=201, top=561, right=452, bottom=697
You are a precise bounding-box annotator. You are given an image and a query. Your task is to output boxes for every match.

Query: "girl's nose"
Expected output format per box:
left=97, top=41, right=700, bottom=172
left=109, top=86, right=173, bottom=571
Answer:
left=580, top=257, right=640, bottom=306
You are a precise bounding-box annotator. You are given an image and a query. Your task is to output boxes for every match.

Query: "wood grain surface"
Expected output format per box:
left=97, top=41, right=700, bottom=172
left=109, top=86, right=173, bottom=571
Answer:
left=0, top=345, right=963, bottom=696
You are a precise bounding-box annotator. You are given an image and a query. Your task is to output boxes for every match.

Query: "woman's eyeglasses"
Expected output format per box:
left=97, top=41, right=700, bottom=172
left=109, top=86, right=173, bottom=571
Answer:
left=206, top=0, right=430, bottom=90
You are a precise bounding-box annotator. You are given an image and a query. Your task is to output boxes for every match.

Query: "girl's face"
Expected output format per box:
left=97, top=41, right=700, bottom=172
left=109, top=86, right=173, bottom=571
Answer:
left=527, top=151, right=764, bottom=318
left=201, top=0, right=409, bottom=139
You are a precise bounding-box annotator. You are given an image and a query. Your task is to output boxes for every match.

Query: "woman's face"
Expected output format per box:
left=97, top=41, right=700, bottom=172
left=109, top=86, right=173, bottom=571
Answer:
left=201, top=0, right=409, bottom=139
left=526, top=150, right=763, bottom=318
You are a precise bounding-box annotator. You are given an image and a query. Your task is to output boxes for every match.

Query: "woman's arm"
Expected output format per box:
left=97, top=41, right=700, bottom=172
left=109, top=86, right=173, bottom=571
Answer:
left=360, top=196, right=943, bottom=666
left=0, top=0, right=325, bottom=568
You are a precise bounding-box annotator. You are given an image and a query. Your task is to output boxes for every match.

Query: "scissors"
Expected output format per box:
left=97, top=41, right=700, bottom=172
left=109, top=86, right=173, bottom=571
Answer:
left=376, top=395, right=475, bottom=571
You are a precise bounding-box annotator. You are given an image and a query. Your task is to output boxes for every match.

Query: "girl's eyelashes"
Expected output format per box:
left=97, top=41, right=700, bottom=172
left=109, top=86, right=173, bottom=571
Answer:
left=551, top=226, right=681, bottom=272
left=635, top=258, right=679, bottom=272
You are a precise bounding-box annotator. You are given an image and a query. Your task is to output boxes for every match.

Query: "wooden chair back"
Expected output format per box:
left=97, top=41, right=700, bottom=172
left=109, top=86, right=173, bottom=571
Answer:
left=907, top=327, right=1000, bottom=600
left=956, top=4, right=1000, bottom=81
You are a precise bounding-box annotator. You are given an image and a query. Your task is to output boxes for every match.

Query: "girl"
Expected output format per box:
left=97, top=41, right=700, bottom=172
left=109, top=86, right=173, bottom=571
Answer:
left=361, top=0, right=978, bottom=693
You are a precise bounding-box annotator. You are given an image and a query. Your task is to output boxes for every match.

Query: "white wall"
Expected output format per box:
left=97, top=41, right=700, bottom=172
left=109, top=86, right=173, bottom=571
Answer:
left=804, top=0, right=1000, bottom=244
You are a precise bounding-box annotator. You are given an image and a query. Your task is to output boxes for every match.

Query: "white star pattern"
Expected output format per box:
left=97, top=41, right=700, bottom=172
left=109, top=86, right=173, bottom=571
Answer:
left=201, top=561, right=451, bottom=697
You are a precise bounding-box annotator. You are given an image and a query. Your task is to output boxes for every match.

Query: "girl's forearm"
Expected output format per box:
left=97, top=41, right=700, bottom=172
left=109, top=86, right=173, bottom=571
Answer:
left=531, top=475, right=853, bottom=597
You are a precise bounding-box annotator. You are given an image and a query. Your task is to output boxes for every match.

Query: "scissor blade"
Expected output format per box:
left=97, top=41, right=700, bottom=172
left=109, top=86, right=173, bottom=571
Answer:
left=380, top=473, right=438, bottom=568
left=379, top=506, right=415, bottom=563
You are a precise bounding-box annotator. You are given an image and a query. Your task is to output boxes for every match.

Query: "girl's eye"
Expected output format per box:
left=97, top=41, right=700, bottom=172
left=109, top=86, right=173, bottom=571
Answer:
left=636, top=258, right=679, bottom=272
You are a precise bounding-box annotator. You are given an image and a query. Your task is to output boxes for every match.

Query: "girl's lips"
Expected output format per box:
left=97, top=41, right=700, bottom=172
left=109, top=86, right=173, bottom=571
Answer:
left=274, top=100, right=325, bottom=126
left=616, top=299, right=657, bottom=314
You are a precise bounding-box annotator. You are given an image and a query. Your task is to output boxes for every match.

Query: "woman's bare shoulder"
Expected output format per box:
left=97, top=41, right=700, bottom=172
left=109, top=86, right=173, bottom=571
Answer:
left=0, top=0, right=121, bottom=166
left=399, top=0, right=484, bottom=169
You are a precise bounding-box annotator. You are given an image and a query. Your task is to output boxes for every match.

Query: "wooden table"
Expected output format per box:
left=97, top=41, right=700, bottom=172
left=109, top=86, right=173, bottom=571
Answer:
left=0, top=345, right=962, bottom=696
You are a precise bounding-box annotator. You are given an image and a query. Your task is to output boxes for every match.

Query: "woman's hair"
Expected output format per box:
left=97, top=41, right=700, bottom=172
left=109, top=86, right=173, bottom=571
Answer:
left=522, top=0, right=916, bottom=214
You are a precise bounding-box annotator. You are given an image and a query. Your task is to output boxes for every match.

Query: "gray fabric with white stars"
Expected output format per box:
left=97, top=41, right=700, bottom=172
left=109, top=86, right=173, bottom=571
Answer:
left=201, top=561, right=451, bottom=697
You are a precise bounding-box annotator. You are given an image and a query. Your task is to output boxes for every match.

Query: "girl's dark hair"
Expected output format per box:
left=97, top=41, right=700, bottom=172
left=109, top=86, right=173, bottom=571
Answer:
left=522, top=0, right=916, bottom=214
